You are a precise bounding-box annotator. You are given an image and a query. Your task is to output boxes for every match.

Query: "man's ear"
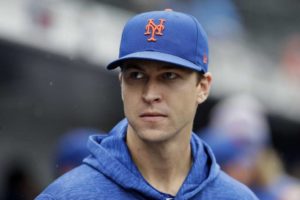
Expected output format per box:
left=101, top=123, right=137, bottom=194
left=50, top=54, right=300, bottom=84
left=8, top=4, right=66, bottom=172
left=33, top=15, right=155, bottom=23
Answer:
left=118, top=72, right=122, bottom=83
left=196, top=72, right=212, bottom=104
left=119, top=73, right=124, bottom=101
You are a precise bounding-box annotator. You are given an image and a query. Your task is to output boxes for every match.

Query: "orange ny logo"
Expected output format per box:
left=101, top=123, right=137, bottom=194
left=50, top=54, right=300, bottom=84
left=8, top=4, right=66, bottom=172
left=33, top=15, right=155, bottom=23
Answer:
left=144, top=19, right=166, bottom=42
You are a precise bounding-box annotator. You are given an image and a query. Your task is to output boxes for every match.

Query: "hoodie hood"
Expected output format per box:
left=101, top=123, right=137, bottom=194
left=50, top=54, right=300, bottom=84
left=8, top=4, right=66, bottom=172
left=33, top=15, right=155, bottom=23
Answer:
left=83, top=119, right=220, bottom=199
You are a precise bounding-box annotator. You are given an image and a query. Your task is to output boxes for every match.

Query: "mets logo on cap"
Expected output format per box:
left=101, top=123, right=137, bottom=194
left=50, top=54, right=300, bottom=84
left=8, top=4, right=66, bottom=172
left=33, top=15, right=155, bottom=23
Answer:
left=144, top=19, right=166, bottom=42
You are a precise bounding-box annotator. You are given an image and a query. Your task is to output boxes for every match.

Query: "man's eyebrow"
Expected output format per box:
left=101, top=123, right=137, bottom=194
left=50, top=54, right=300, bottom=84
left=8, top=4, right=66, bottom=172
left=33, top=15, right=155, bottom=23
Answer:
left=158, top=64, right=192, bottom=73
left=158, top=65, right=179, bottom=70
left=121, top=63, right=144, bottom=71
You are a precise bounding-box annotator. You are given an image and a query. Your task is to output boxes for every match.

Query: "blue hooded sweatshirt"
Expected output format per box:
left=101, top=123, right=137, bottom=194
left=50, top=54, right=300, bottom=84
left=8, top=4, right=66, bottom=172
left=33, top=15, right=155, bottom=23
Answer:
left=36, top=119, right=258, bottom=200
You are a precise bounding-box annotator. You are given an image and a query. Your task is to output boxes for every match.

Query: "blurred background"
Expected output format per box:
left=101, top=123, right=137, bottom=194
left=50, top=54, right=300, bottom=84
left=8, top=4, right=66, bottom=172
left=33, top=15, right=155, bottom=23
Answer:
left=0, top=0, right=299, bottom=199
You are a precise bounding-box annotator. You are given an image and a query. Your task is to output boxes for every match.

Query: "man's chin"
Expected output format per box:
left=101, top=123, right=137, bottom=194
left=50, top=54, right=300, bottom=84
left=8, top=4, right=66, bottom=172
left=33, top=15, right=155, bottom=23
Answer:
left=136, top=129, right=173, bottom=143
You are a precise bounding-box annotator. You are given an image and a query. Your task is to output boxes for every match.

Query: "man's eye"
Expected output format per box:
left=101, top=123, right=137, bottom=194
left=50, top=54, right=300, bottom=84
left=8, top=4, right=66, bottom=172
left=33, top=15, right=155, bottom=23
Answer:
left=129, top=72, right=145, bottom=79
left=162, top=72, right=178, bottom=80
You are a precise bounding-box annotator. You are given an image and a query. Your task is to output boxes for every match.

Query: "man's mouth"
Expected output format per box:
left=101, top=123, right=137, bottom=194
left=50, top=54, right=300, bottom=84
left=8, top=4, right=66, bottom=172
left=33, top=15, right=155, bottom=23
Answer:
left=139, top=112, right=167, bottom=122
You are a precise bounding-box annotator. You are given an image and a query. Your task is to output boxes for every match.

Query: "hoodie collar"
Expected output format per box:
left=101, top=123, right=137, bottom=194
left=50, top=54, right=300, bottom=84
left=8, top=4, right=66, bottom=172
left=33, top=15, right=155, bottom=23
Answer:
left=84, top=119, right=219, bottom=199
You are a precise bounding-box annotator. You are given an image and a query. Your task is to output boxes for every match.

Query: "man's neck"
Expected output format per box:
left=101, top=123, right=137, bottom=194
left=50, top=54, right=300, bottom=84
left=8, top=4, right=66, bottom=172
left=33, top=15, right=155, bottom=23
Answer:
left=126, top=129, right=193, bottom=196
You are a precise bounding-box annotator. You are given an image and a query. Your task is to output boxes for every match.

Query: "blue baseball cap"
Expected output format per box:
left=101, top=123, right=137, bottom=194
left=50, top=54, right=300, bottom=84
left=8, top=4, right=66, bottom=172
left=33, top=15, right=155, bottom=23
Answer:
left=107, top=10, right=209, bottom=73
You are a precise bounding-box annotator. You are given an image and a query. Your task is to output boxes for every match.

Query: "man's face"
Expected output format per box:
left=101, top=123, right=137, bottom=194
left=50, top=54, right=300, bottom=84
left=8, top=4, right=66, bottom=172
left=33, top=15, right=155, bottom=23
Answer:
left=120, top=60, right=211, bottom=143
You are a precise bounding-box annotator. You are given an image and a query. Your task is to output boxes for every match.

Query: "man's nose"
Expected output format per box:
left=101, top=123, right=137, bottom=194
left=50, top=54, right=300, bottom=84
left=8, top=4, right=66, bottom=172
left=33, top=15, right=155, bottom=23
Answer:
left=142, top=80, right=162, bottom=104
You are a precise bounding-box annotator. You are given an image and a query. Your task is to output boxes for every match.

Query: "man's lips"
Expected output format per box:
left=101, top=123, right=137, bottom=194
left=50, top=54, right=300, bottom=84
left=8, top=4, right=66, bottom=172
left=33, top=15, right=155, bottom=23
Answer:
left=139, top=112, right=167, bottom=121
left=140, top=112, right=167, bottom=117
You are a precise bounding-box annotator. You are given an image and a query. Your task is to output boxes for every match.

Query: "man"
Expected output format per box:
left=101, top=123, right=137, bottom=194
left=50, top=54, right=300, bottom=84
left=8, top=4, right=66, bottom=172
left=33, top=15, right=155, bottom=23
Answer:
left=36, top=10, right=258, bottom=199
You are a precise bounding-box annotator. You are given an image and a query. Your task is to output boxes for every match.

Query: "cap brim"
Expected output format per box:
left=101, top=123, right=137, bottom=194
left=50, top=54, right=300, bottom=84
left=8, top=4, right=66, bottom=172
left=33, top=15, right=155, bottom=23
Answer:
left=106, top=51, right=205, bottom=73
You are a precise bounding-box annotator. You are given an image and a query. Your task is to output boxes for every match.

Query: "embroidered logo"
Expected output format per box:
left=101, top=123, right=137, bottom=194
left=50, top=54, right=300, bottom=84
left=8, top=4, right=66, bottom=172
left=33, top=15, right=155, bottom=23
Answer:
left=144, top=19, right=166, bottom=42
